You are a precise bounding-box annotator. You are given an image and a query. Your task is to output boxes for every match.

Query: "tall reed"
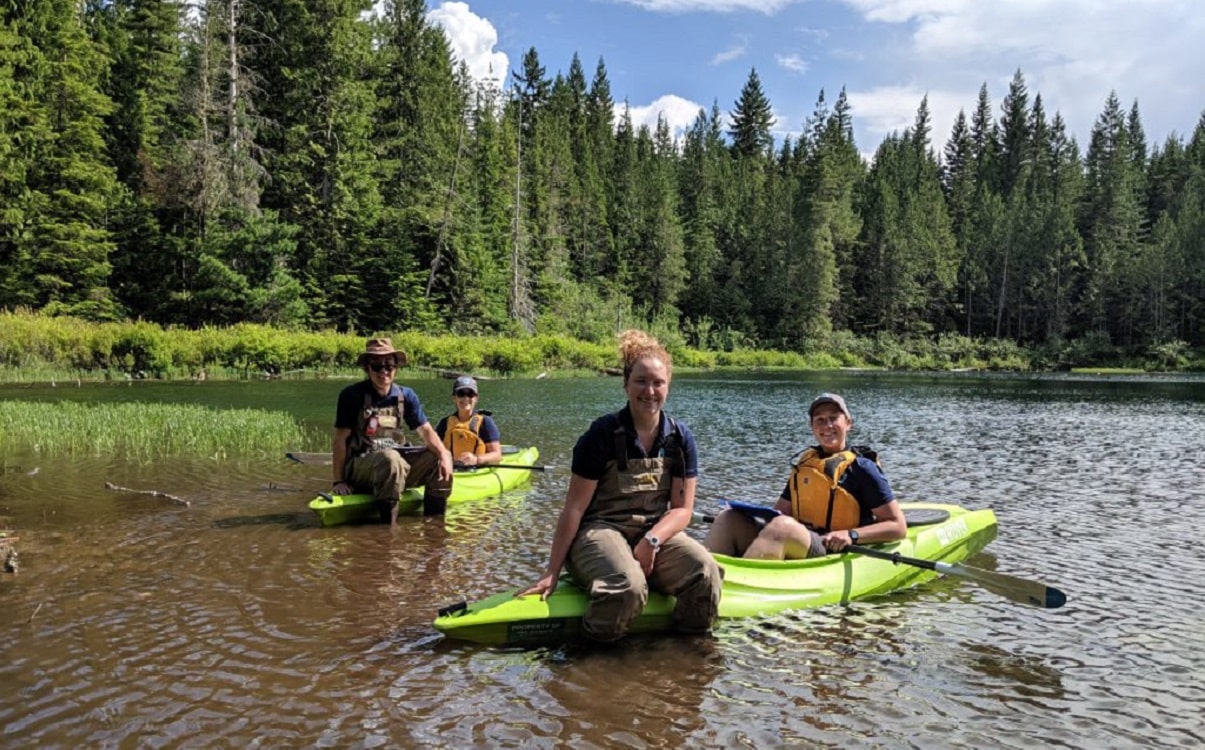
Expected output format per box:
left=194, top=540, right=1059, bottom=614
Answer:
left=0, top=402, right=313, bottom=461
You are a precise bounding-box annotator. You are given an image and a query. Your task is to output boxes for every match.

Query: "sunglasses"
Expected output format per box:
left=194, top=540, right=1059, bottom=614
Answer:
left=454, top=389, right=477, bottom=398
left=369, top=362, right=396, bottom=373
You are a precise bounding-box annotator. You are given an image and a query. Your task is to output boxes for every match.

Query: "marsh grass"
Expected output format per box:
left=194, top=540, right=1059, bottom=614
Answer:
left=0, top=401, right=315, bottom=461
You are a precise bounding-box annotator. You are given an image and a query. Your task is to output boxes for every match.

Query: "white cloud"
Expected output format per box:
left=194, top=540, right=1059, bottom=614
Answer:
left=846, top=85, right=967, bottom=153
left=795, top=25, right=829, bottom=40
left=427, top=2, right=509, bottom=89
left=622, top=95, right=708, bottom=139
left=711, top=42, right=748, bottom=65
left=776, top=53, right=809, bottom=74
left=614, top=0, right=798, bottom=13
left=840, top=0, right=1205, bottom=148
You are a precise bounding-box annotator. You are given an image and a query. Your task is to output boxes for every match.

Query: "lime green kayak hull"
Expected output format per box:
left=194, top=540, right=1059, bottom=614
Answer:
left=307, top=445, right=540, bottom=527
left=433, top=502, right=997, bottom=645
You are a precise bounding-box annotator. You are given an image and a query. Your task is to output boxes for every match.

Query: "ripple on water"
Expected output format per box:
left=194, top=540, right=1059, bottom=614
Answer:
left=2, top=373, right=1205, bottom=747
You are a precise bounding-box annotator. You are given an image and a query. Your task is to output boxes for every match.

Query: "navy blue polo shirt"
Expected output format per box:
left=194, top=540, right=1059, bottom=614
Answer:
left=571, top=407, right=699, bottom=480
left=334, top=380, right=428, bottom=431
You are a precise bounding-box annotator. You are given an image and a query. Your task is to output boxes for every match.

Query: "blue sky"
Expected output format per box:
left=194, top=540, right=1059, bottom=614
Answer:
left=427, top=0, right=1205, bottom=159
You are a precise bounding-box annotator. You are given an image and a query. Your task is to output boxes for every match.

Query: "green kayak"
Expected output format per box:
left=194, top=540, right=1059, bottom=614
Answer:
left=308, top=445, right=540, bottom=527
left=433, top=502, right=998, bottom=646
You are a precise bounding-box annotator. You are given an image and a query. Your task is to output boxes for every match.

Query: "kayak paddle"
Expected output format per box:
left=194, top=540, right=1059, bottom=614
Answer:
left=287, top=453, right=553, bottom=472
left=452, top=463, right=554, bottom=472
left=847, top=544, right=1067, bottom=609
left=286, top=444, right=544, bottom=469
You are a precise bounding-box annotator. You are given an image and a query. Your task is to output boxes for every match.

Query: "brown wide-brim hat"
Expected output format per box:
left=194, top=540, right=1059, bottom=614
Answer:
left=355, top=337, right=408, bottom=368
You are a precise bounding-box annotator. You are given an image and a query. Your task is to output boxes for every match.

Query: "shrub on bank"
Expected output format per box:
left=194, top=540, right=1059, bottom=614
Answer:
left=0, top=310, right=1198, bottom=380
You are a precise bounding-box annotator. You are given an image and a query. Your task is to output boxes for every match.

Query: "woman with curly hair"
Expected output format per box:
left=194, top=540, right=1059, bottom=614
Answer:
left=519, top=330, right=722, bottom=642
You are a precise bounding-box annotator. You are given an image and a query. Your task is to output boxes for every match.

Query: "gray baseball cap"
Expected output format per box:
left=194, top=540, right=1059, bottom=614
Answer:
left=452, top=375, right=478, bottom=394
left=808, top=392, right=852, bottom=420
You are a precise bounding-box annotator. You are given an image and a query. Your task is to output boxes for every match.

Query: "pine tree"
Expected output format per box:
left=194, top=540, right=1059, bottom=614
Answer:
left=1041, top=114, right=1086, bottom=344
left=786, top=87, right=864, bottom=341
left=566, top=56, right=613, bottom=283
left=678, top=102, right=732, bottom=346
left=941, top=109, right=976, bottom=333
left=997, top=69, right=1030, bottom=197
left=628, top=116, right=687, bottom=323
left=855, top=97, right=957, bottom=335
left=1174, top=115, right=1205, bottom=345
left=14, top=0, right=123, bottom=319
left=1080, top=92, right=1146, bottom=344
left=728, top=68, right=775, bottom=160
left=0, top=15, right=35, bottom=308
left=253, top=0, right=387, bottom=332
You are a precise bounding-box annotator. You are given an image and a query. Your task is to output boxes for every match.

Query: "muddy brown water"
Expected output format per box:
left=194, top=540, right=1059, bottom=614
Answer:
left=1, top=372, right=1203, bottom=748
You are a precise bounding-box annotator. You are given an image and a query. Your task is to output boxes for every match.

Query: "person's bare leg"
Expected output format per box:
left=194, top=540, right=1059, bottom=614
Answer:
left=702, top=509, right=762, bottom=556
left=743, top=516, right=824, bottom=560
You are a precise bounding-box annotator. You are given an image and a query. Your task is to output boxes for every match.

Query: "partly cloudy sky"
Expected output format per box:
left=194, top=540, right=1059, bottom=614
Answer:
left=429, top=0, right=1205, bottom=157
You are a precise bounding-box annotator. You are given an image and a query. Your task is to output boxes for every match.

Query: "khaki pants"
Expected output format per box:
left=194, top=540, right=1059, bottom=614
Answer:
left=346, top=447, right=452, bottom=518
left=567, top=523, right=722, bottom=642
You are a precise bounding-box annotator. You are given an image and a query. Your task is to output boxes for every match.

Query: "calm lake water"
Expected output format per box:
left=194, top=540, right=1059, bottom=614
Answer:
left=1, top=371, right=1203, bottom=748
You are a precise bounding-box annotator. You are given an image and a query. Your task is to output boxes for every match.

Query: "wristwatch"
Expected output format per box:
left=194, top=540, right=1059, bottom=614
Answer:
left=644, top=532, right=662, bottom=551
left=848, top=529, right=860, bottom=544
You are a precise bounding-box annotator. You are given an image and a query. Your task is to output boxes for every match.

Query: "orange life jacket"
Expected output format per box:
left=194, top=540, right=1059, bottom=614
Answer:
left=442, top=413, right=486, bottom=456
left=786, top=446, right=880, bottom=532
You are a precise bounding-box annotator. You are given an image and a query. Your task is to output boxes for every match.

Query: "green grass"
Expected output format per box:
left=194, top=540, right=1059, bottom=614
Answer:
left=0, top=401, right=317, bottom=461
left=1069, top=367, right=1147, bottom=375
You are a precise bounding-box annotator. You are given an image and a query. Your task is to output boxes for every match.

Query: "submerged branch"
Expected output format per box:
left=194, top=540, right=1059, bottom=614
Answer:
left=104, top=482, right=190, bottom=507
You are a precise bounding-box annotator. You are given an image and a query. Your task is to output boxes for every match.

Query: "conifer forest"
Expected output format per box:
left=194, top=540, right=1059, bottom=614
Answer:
left=3, top=0, right=1203, bottom=359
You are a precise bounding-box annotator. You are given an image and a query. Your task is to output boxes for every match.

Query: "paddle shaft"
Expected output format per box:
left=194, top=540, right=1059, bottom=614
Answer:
left=454, top=463, right=550, bottom=472
left=847, top=544, right=1067, bottom=609
left=286, top=448, right=551, bottom=472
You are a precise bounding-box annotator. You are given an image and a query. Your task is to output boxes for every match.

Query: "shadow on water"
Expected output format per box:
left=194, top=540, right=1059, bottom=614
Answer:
left=210, top=512, right=312, bottom=530
left=963, top=641, right=1067, bottom=701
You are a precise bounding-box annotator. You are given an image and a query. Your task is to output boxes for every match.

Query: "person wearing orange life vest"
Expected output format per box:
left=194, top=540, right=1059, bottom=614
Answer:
left=703, top=392, right=906, bottom=559
left=434, top=376, right=502, bottom=467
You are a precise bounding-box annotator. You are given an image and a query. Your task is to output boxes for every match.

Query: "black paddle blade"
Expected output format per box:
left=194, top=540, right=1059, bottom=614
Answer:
left=1037, top=585, right=1067, bottom=609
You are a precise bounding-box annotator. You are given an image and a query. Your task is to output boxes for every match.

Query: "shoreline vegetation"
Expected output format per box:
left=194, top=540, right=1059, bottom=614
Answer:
left=0, top=402, right=315, bottom=461
left=1, top=310, right=1200, bottom=463
left=1, top=311, right=1201, bottom=385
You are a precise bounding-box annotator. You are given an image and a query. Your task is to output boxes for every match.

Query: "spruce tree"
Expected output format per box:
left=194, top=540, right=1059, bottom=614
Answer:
left=1080, top=92, right=1146, bottom=345
left=728, top=68, right=775, bottom=160
left=16, top=0, right=122, bottom=319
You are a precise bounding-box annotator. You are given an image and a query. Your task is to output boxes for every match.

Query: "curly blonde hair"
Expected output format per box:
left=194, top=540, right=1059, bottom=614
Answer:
left=618, top=329, right=672, bottom=382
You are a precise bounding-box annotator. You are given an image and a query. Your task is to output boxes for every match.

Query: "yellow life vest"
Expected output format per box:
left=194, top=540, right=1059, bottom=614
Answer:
left=442, top=413, right=486, bottom=456
left=787, top=447, right=876, bottom=532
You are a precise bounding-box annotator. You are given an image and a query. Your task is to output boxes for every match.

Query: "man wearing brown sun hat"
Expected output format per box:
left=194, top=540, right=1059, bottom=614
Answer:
left=331, top=338, right=454, bottom=523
